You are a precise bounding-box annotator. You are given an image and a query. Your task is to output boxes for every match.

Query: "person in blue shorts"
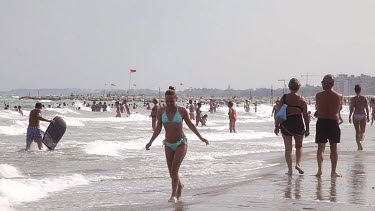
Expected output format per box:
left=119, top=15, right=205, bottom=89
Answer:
left=25, top=103, right=54, bottom=151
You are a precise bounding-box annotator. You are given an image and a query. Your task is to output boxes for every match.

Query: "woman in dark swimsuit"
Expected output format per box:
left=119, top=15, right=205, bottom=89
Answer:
left=274, top=78, right=310, bottom=175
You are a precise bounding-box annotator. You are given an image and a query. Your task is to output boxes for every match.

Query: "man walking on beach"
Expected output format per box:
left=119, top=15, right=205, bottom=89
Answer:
left=315, top=74, right=343, bottom=177
left=25, top=102, right=54, bottom=151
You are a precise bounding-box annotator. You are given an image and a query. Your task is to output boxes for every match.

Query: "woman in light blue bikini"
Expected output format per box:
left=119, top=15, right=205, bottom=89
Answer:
left=145, top=86, right=209, bottom=203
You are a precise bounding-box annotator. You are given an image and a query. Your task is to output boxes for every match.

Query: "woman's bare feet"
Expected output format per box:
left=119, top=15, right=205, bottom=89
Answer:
left=295, top=165, right=304, bottom=174
left=168, top=197, right=177, bottom=203
left=177, top=183, right=184, bottom=200
left=286, top=171, right=293, bottom=175
left=315, top=171, right=322, bottom=177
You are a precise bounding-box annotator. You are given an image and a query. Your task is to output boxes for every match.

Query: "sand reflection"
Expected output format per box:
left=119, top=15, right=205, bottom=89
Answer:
left=349, top=154, right=366, bottom=205
left=283, top=175, right=303, bottom=199
left=315, top=176, right=337, bottom=202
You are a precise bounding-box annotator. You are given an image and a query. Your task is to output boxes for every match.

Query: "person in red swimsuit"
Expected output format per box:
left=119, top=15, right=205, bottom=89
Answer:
left=228, top=101, right=237, bottom=133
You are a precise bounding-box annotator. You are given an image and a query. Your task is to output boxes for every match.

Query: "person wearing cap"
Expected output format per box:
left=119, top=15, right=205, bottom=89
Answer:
left=315, top=74, right=343, bottom=177
left=274, top=78, right=309, bottom=175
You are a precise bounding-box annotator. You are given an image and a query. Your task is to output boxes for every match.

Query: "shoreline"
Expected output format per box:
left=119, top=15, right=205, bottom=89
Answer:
left=134, top=122, right=375, bottom=211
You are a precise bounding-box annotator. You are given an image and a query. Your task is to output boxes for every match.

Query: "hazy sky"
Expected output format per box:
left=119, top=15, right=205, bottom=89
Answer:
left=1, top=0, right=375, bottom=91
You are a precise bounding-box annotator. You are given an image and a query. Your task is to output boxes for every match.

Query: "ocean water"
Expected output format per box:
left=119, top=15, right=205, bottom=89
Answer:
left=0, top=95, right=362, bottom=210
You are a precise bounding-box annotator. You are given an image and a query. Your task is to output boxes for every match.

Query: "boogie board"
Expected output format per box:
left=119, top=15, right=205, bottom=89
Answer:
left=42, top=116, right=66, bottom=150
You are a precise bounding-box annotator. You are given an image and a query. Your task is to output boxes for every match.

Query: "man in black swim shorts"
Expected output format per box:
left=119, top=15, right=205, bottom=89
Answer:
left=315, top=74, right=343, bottom=177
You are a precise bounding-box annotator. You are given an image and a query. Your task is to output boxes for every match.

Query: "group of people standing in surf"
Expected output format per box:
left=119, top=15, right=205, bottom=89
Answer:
left=144, top=74, right=374, bottom=203
left=23, top=74, right=374, bottom=204
left=274, top=75, right=374, bottom=177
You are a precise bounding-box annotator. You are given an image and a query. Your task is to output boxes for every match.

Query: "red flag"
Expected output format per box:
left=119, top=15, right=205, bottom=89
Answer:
left=130, top=69, right=137, bottom=73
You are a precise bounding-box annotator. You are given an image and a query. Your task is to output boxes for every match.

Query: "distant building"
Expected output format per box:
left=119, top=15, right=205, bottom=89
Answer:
left=335, top=74, right=375, bottom=96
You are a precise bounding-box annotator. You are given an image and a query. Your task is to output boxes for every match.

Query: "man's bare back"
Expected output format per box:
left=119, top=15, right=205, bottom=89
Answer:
left=316, top=90, right=342, bottom=121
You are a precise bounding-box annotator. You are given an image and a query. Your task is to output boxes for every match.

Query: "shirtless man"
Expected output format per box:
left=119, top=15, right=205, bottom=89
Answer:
left=115, top=101, right=121, bottom=117
left=188, top=100, right=195, bottom=120
left=315, top=74, right=343, bottom=177
left=123, top=100, right=131, bottom=116
left=26, top=103, right=54, bottom=151
left=348, top=85, right=370, bottom=150
left=195, top=103, right=205, bottom=127
left=271, top=99, right=280, bottom=117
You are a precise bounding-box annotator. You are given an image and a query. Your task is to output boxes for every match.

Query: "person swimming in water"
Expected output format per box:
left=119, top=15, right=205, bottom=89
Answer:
left=145, top=86, right=208, bottom=203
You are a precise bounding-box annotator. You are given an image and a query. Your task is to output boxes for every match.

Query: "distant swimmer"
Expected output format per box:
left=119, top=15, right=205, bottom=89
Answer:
left=274, top=78, right=309, bottom=175
left=195, top=103, right=205, bottom=127
left=315, top=74, right=343, bottom=177
left=102, top=102, right=107, bottom=112
left=18, top=105, right=23, bottom=116
left=25, top=103, right=54, bottom=151
left=209, top=99, right=214, bottom=113
left=150, top=98, right=160, bottom=131
left=145, top=86, right=208, bottom=203
left=201, top=114, right=208, bottom=126
left=115, top=101, right=122, bottom=117
left=123, top=100, right=131, bottom=116
left=271, top=99, right=280, bottom=117
left=371, top=98, right=375, bottom=126
left=349, top=85, right=370, bottom=151
left=120, top=102, right=125, bottom=113
left=245, top=100, right=250, bottom=112
left=188, top=100, right=195, bottom=120
left=115, top=101, right=121, bottom=117
left=228, top=101, right=237, bottom=133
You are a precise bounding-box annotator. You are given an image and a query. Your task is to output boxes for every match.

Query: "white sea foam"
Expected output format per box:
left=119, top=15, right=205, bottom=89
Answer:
left=45, top=107, right=80, bottom=114
left=59, top=116, right=85, bottom=127
left=38, top=100, right=52, bottom=103
left=198, top=130, right=276, bottom=141
left=0, top=197, right=14, bottom=211
left=0, top=110, right=27, bottom=120
left=0, top=121, right=28, bottom=136
left=84, top=138, right=158, bottom=157
left=0, top=174, right=89, bottom=205
left=0, top=164, right=24, bottom=179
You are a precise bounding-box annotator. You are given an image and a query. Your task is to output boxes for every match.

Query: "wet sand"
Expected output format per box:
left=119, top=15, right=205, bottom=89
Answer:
left=155, top=122, right=375, bottom=211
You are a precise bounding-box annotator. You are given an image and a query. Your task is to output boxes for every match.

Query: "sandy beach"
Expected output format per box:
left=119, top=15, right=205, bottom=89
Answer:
left=0, top=96, right=374, bottom=211
left=151, top=116, right=375, bottom=211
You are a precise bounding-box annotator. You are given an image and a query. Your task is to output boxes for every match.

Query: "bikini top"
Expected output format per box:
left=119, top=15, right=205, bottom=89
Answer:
left=162, top=108, right=183, bottom=123
left=282, top=94, right=303, bottom=112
